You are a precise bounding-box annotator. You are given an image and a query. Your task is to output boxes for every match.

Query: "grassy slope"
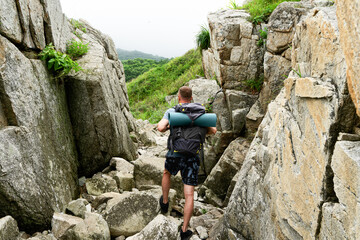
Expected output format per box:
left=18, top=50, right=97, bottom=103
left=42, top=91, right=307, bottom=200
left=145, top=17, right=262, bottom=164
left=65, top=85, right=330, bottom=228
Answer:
left=127, top=49, right=204, bottom=123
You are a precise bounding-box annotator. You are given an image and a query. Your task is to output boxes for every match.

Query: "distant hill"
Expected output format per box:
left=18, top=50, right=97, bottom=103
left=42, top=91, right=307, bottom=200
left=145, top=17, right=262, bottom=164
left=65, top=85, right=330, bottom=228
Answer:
left=117, top=48, right=168, bottom=61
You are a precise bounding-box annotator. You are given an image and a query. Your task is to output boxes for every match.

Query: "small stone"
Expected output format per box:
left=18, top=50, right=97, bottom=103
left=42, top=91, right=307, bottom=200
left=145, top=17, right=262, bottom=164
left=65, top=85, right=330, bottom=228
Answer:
left=196, top=226, right=208, bottom=239
left=338, top=132, right=360, bottom=141
left=66, top=199, right=89, bottom=218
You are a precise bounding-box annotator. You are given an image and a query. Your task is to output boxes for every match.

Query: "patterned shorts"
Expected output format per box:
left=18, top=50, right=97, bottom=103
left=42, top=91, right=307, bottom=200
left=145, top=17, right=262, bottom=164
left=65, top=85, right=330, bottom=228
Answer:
left=165, top=151, right=200, bottom=186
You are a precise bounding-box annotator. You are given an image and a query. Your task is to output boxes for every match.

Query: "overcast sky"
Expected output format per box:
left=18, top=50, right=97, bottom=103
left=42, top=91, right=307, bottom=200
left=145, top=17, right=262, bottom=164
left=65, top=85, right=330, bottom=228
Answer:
left=60, top=0, right=244, bottom=58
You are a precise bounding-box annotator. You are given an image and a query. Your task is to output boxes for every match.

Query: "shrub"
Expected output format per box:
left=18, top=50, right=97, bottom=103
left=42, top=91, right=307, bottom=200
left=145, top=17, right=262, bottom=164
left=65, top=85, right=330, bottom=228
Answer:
left=39, top=43, right=82, bottom=77
left=239, top=0, right=300, bottom=24
left=66, top=40, right=89, bottom=59
left=196, top=26, right=210, bottom=51
left=244, top=76, right=264, bottom=92
left=257, top=27, right=268, bottom=47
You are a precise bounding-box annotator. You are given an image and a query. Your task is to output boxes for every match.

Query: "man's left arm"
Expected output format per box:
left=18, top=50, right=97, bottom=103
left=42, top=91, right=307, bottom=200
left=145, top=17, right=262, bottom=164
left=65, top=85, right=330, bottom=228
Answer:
left=157, top=119, right=169, bottom=132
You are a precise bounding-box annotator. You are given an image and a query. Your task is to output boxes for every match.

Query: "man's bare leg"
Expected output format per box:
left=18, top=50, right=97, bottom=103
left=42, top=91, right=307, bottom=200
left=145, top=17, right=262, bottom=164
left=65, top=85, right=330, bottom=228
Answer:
left=182, top=184, right=195, bottom=232
left=162, top=169, right=171, bottom=203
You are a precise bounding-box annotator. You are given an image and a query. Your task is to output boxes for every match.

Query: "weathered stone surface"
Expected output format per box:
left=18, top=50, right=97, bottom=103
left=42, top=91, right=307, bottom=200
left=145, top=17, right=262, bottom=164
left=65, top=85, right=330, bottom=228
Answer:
left=0, top=36, right=78, bottom=231
left=52, top=212, right=110, bottom=240
left=203, top=10, right=264, bottom=90
left=51, top=213, right=83, bottom=239
left=99, top=191, right=159, bottom=237
left=319, top=141, right=360, bottom=239
left=188, top=78, right=220, bottom=105
left=109, top=157, right=135, bottom=191
left=126, top=215, right=179, bottom=240
left=201, top=138, right=250, bottom=202
left=295, top=77, right=335, bottom=98
left=86, top=175, right=119, bottom=196
left=135, top=119, right=157, bottom=146
left=0, top=216, right=20, bottom=240
left=196, top=226, right=208, bottom=239
left=65, top=21, right=137, bottom=176
left=17, top=0, right=46, bottom=49
left=231, top=108, right=247, bottom=134
left=0, top=0, right=22, bottom=43
left=221, top=6, right=357, bottom=239
left=66, top=199, right=89, bottom=219
left=42, top=0, right=72, bottom=51
left=133, top=155, right=183, bottom=195
left=336, top=0, right=360, bottom=117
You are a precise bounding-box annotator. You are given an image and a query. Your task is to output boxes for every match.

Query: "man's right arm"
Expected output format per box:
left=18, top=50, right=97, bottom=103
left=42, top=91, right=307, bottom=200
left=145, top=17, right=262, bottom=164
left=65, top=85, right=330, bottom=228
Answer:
left=157, top=119, right=169, bottom=132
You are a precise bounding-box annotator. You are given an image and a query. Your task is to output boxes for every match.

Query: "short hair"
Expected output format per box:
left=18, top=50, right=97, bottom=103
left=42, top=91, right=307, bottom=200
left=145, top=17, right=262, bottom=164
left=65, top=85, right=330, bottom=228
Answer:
left=179, top=86, right=192, bottom=100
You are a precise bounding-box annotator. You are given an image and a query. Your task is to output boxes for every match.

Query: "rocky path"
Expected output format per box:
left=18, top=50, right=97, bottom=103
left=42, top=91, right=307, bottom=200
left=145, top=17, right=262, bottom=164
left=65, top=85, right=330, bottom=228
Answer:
left=1, top=120, right=224, bottom=240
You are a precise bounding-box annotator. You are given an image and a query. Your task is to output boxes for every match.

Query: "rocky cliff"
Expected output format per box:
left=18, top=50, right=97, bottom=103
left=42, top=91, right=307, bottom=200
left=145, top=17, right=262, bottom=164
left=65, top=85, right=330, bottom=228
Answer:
left=0, top=0, right=136, bottom=232
left=204, top=1, right=360, bottom=239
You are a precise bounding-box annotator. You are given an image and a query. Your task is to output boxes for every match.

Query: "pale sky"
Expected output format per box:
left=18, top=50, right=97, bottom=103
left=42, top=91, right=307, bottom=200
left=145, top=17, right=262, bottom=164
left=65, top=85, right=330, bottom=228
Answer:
left=60, top=0, right=244, bottom=58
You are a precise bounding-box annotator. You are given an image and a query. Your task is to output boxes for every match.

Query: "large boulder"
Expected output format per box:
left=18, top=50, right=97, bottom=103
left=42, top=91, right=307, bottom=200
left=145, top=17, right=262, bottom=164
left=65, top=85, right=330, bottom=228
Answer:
left=336, top=0, right=360, bottom=117
left=0, top=0, right=22, bottom=43
left=187, top=78, right=220, bottom=105
left=219, top=6, right=359, bottom=239
left=0, top=216, right=20, bottom=240
left=65, top=20, right=137, bottom=176
left=97, top=191, right=160, bottom=237
left=200, top=138, right=250, bottom=204
left=203, top=9, right=265, bottom=90
left=126, top=215, right=179, bottom=240
left=0, top=35, right=78, bottom=231
left=319, top=140, right=360, bottom=239
left=51, top=212, right=110, bottom=240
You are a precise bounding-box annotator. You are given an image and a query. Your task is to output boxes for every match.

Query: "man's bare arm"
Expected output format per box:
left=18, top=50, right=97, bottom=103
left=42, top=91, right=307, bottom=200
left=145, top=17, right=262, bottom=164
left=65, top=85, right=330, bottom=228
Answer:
left=157, top=119, right=170, bottom=132
left=207, top=127, right=217, bottom=135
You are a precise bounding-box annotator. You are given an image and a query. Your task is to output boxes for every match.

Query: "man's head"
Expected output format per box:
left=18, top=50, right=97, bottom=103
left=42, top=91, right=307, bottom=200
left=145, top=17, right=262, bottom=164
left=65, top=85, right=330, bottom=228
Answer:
left=178, top=86, right=192, bottom=103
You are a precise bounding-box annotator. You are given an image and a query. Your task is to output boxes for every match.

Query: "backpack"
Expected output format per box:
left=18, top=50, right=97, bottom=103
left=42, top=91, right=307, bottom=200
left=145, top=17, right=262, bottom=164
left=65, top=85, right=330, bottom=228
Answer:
left=168, top=103, right=207, bottom=156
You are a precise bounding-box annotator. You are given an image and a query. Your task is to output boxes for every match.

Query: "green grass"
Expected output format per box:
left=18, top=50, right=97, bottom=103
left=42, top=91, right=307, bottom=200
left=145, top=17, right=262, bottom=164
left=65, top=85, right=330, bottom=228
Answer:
left=127, top=49, right=204, bottom=123
left=229, top=0, right=300, bottom=24
left=196, top=26, right=210, bottom=51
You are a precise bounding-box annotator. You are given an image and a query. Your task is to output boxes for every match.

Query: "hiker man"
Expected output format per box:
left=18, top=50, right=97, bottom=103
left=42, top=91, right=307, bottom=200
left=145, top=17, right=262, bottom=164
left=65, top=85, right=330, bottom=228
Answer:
left=157, top=86, right=216, bottom=240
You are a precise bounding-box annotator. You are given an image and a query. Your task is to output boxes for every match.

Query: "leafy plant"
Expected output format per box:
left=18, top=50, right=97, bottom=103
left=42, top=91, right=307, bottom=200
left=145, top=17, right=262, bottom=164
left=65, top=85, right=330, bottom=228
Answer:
left=240, top=0, right=300, bottom=24
left=228, top=0, right=241, bottom=9
left=39, top=43, right=82, bottom=77
left=257, top=27, right=268, bottom=47
left=66, top=40, right=89, bottom=59
left=200, top=209, right=207, bottom=214
left=244, top=76, right=264, bottom=92
left=196, top=25, right=211, bottom=51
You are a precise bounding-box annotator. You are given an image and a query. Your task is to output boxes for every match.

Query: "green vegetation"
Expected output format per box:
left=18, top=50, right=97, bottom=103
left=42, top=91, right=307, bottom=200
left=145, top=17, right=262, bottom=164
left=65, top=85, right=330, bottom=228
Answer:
left=293, top=65, right=302, bottom=78
left=196, top=26, right=210, bottom=51
left=229, top=0, right=300, bottom=24
left=39, top=43, right=82, bottom=77
left=70, top=19, right=87, bottom=33
left=127, top=49, right=204, bottom=123
left=123, top=58, right=169, bottom=82
left=257, top=27, right=268, bottom=47
left=66, top=40, right=89, bottom=59
left=244, top=76, right=264, bottom=92
left=117, top=48, right=167, bottom=61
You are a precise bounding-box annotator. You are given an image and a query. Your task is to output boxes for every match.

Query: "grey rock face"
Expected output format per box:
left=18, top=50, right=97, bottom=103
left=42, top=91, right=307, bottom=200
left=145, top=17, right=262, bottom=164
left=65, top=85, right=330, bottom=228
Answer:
left=203, top=10, right=265, bottom=90
left=201, top=138, right=250, bottom=204
left=221, top=6, right=359, bottom=239
left=65, top=20, right=137, bottom=176
left=0, top=35, right=78, bottom=231
left=188, top=78, right=221, bottom=105
left=0, top=216, right=20, bottom=240
left=98, top=191, right=159, bottom=237
left=51, top=212, right=110, bottom=240
left=126, top=215, right=179, bottom=240
left=319, top=141, right=360, bottom=239
left=86, top=174, right=119, bottom=196
left=0, top=0, right=22, bottom=43
left=66, top=199, right=90, bottom=219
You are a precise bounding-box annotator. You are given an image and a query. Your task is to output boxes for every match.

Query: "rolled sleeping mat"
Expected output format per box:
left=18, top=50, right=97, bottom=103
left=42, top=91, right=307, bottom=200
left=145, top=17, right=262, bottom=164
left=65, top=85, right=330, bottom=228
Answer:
left=169, top=112, right=217, bottom=127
